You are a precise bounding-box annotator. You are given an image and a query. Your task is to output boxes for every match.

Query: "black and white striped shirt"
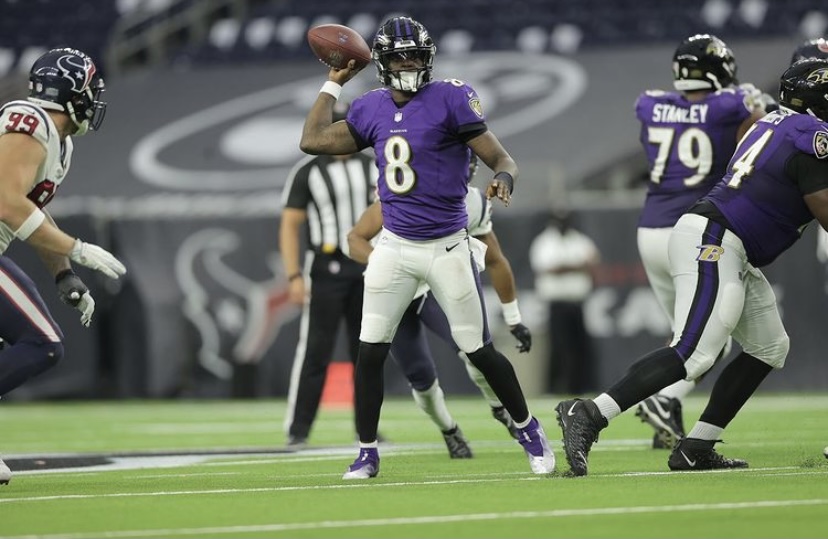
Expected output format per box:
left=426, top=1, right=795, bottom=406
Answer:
left=281, top=153, right=377, bottom=254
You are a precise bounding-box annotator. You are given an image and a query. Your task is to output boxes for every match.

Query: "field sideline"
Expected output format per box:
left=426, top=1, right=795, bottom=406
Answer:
left=1, top=394, right=826, bottom=538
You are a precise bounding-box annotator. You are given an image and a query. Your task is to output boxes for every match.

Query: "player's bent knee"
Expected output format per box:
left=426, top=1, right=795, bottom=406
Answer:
left=452, top=331, right=484, bottom=354
left=359, top=314, right=395, bottom=343
left=28, top=339, right=64, bottom=373
left=682, top=351, right=717, bottom=380
left=748, top=333, right=790, bottom=369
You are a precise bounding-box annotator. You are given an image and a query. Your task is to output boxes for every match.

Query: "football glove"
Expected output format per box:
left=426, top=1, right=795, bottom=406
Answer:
left=56, top=270, right=95, bottom=327
left=69, top=239, right=127, bottom=279
left=509, top=323, right=532, bottom=353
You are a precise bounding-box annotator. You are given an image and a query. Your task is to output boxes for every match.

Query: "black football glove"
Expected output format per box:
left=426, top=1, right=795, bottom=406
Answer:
left=56, top=269, right=95, bottom=327
left=509, top=323, right=532, bottom=353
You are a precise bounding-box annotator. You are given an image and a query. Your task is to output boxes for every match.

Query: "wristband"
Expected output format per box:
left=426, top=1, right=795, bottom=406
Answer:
left=320, top=81, right=342, bottom=100
left=493, top=171, right=514, bottom=195
left=501, top=299, right=522, bottom=326
left=14, top=207, right=46, bottom=240
left=288, top=272, right=302, bottom=282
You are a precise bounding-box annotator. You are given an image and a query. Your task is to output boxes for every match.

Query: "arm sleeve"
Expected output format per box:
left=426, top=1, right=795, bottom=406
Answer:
left=789, top=152, right=828, bottom=195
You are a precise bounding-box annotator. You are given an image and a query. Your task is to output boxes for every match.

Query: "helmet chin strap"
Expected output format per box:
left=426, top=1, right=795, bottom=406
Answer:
left=64, top=102, right=89, bottom=136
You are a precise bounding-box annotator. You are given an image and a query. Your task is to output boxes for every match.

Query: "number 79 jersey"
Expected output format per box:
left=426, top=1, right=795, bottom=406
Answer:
left=704, top=108, right=828, bottom=267
left=0, top=100, right=73, bottom=251
left=635, top=88, right=754, bottom=228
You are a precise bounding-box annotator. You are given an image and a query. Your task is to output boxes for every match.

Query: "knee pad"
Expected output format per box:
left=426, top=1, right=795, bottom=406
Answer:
left=41, top=340, right=64, bottom=369
left=359, top=314, right=396, bottom=343
left=682, top=351, right=718, bottom=381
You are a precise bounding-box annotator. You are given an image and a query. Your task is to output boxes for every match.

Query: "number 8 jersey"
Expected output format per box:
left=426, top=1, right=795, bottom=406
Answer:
left=0, top=100, right=72, bottom=252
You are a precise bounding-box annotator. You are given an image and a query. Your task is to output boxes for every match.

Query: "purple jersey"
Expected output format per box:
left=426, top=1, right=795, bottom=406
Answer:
left=636, top=88, right=754, bottom=228
left=705, top=109, right=828, bottom=267
left=347, top=80, right=485, bottom=240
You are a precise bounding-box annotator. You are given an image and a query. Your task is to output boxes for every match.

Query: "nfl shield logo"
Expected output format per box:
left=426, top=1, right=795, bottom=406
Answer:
left=394, top=112, right=403, bottom=122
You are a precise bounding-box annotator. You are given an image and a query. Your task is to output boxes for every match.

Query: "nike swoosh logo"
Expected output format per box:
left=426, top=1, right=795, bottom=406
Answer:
left=567, top=403, right=578, bottom=416
left=680, top=450, right=696, bottom=467
left=650, top=398, right=672, bottom=421
left=445, top=242, right=461, bottom=252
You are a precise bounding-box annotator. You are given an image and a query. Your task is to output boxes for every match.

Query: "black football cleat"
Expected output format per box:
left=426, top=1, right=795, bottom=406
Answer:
left=635, top=395, right=686, bottom=449
left=555, top=398, right=607, bottom=477
left=442, top=426, right=473, bottom=459
left=668, top=438, right=748, bottom=470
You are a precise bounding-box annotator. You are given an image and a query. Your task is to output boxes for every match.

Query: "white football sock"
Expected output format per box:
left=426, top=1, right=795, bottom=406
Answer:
left=658, top=379, right=696, bottom=401
left=594, top=393, right=622, bottom=421
left=686, top=421, right=723, bottom=441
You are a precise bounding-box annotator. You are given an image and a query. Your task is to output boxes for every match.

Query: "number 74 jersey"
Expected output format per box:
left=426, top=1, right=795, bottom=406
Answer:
left=0, top=100, right=73, bottom=251
left=704, top=108, right=828, bottom=267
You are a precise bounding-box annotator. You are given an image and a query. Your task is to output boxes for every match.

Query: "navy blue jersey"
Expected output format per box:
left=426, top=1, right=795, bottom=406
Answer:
left=704, top=109, right=828, bottom=266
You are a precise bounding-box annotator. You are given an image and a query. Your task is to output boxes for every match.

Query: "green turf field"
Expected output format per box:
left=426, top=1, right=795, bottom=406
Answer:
left=1, top=394, right=826, bottom=538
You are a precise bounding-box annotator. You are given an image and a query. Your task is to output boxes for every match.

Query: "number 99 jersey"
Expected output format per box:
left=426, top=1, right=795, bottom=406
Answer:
left=0, top=100, right=73, bottom=252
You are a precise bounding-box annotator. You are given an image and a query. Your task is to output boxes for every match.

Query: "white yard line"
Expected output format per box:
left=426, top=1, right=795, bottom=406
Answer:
left=3, top=499, right=827, bottom=539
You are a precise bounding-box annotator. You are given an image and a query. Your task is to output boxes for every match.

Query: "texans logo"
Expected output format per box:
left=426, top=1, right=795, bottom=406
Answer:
left=175, top=228, right=299, bottom=379
left=129, top=52, right=586, bottom=191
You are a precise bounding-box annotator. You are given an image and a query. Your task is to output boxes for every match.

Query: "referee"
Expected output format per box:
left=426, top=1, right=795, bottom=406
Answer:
left=279, top=102, right=377, bottom=448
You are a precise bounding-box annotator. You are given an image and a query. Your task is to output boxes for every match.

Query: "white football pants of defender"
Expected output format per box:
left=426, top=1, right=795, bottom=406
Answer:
left=360, top=228, right=486, bottom=353
left=668, top=214, right=789, bottom=380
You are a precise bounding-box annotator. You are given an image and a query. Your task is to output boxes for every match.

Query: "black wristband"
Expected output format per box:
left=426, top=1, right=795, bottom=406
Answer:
left=55, top=269, right=75, bottom=284
left=494, top=171, right=514, bottom=194
left=288, top=272, right=302, bottom=282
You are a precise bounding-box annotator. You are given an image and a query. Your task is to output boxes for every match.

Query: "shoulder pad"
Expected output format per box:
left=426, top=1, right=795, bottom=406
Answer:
left=0, top=101, right=54, bottom=148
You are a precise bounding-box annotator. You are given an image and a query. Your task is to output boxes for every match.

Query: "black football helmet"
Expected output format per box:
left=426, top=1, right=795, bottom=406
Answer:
left=27, top=48, right=106, bottom=136
left=372, top=17, right=436, bottom=92
left=672, top=34, right=737, bottom=91
left=790, top=38, right=828, bottom=64
left=779, top=58, right=828, bottom=122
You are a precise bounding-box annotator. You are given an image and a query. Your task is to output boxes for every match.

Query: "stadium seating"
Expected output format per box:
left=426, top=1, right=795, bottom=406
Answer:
left=0, top=0, right=826, bottom=76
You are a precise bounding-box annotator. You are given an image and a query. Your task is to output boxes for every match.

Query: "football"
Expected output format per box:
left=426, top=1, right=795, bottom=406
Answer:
left=307, top=24, right=372, bottom=70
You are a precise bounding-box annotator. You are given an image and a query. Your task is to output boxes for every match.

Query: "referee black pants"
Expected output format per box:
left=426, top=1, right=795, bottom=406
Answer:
left=285, top=253, right=364, bottom=440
